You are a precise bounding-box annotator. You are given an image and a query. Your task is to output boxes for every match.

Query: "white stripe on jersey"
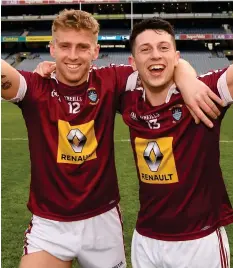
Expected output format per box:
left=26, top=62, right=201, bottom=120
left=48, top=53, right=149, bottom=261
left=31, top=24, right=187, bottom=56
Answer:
left=2, top=74, right=27, bottom=103
left=125, top=71, right=142, bottom=92
left=217, top=71, right=233, bottom=105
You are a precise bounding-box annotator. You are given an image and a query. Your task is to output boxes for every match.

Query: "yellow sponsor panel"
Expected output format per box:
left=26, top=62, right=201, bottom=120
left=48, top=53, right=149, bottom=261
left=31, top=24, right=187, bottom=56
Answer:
left=57, top=120, right=97, bottom=164
left=135, top=137, right=178, bottom=184
left=26, top=36, right=52, bottom=42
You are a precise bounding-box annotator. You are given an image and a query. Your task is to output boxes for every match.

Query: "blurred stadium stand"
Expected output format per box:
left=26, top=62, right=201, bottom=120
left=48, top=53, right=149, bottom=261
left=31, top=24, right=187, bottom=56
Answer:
left=175, top=27, right=226, bottom=34
left=1, top=0, right=232, bottom=75
left=1, top=30, right=24, bottom=36
left=15, top=51, right=230, bottom=75
left=2, top=53, right=10, bottom=60
left=16, top=59, right=42, bottom=71
left=99, top=29, right=130, bottom=35
left=28, top=30, right=52, bottom=36
left=2, top=26, right=228, bottom=36
left=95, top=51, right=230, bottom=75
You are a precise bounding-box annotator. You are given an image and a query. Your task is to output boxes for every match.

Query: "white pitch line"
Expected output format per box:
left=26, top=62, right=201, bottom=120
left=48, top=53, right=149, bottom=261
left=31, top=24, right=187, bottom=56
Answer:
left=2, top=138, right=28, bottom=141
left=1, top=138, right=233, bottom=143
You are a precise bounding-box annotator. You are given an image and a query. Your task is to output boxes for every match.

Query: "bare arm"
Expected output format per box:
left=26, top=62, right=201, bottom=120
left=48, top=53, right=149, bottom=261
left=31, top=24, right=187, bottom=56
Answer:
left=226, top=64, right=233, bottom=98
left=1, top=59, right=20, bottom=100
left=174, top=58, right=197, bottom=78
left=174, top=59, right=225, bottom=128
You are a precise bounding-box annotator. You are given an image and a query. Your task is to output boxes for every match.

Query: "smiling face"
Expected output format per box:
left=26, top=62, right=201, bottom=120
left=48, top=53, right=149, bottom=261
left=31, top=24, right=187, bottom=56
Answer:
left=50, top=28, right=99, bottom=86
left=130, top=29, right=180, bottom=92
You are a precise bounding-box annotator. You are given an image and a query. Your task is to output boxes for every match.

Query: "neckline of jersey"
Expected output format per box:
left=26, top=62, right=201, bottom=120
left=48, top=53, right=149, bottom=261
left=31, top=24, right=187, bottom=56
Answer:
left=142, top=83, right=180, bottom=104
left=51, top=73, right=88, bottom=94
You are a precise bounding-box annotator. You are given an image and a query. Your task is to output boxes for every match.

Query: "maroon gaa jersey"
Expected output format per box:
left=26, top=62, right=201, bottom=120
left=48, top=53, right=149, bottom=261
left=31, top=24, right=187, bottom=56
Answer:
left=120, top=68, right=233, bottom=241
left=15, top=65, right=133, bottom=221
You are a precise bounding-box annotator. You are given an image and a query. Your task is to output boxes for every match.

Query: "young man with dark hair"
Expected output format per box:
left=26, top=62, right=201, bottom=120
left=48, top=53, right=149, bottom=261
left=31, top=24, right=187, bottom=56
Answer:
left=120, top=17, right=233, bottom=268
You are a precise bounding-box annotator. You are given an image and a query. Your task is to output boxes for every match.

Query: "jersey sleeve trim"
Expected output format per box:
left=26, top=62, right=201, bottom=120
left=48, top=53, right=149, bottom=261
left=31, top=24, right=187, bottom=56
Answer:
left=125, top=71, right=139, bottom=92
left=217, top=71, right=233, bottom=105
left=2, top=74, right=27, bottom=103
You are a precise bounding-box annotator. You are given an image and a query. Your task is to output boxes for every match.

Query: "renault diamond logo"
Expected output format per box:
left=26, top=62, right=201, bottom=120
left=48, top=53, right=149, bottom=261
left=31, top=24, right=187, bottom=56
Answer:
left=67, top=129, right=87, bottom=153
left=144, top=141, right=163, bottom=172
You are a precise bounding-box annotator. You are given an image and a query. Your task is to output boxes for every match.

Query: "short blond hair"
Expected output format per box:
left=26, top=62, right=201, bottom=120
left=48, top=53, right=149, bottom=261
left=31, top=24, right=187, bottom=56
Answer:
left=52, top=9, right=99, bottom=35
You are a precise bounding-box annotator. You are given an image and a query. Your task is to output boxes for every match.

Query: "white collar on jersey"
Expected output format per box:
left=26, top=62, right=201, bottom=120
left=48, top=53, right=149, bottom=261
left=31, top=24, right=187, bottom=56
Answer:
left=51, top=72, right=58, bottom=83
left=142, top=83, right=179, bottom=103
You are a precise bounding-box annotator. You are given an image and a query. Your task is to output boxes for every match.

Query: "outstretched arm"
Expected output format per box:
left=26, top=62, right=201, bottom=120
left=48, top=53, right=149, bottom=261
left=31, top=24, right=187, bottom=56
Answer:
left=1, top=59, right=20, bottom=100
left=174, top=59, right=225, bottom=128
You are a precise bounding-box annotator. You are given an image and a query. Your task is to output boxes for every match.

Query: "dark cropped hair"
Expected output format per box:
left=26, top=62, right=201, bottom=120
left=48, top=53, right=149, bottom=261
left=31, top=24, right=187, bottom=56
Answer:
left=129, top=18, right=176, bottom=54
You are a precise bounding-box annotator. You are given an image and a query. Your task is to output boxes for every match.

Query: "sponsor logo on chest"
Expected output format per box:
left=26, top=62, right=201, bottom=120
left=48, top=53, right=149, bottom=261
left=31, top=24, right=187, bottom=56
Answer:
left=135, top=137, right=179, bottom=184
left=51, top=89, right=61, bottom=102
left=57, top=120, right=98, bottom=164
left=64, top=96, right=82, bottom=102
left=51, top=89, right=83, bottom=114
left=130, top=112, right=161, bottom=129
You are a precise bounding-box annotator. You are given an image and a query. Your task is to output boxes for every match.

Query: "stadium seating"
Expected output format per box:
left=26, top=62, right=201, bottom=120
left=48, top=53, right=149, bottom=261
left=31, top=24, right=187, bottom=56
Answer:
left=106, top=27, right=227, bottom=35
left=6, top=58, right=15, bottom=65
left=2, top=53, right=15, bottom=65
left=179, top=52, right=229, bottom=74
left=2, top=27, right=228, bottom=37
left=175, top=27, right=226, bottom=34
left=28, top=30, right=51, bottom=36
left=2, top=53, right=10, bottom=60
left=95, top=51, right=230, bottom=74
left=16, top=59, right=42, bottom=71
left=37, top=53, right=54, bottom=61
left=100, top=29, right=130, bottom=35
left=1, top=30, right=23, bottom=36
left=99, top=27, right=226, bottom=35
left=16, top=51, right=230, bottom=75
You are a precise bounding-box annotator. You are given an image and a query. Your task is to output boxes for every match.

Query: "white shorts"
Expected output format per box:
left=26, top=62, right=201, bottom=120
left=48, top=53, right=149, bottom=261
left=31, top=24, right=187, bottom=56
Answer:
left=23, top=205, right=126, bottom=268
left=131, top=228, right=230, bottom=268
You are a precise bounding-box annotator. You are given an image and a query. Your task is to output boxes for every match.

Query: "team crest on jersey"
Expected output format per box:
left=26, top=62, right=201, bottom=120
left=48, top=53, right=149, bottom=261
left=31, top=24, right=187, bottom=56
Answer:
left=87, top=88, right=99, bottom=105
left=170, top=104, right=183, bottom=122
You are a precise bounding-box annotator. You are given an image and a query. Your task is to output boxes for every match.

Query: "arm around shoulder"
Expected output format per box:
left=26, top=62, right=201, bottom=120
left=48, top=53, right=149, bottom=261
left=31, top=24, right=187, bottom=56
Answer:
left=1, top=59, right=21, bottom=100
left=226, top=64, right=233, bottom=98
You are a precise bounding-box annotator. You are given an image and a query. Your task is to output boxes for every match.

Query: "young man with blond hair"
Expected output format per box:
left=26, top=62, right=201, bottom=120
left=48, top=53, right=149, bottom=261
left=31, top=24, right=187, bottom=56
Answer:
left=120, top=18, right=233, bottom=268
left=1, top=9, right=225, bottom=268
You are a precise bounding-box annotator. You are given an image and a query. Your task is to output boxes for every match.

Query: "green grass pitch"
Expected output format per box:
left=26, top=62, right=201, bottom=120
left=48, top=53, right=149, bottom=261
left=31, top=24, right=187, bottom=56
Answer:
left=2, top=102, right=233, bottom=268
